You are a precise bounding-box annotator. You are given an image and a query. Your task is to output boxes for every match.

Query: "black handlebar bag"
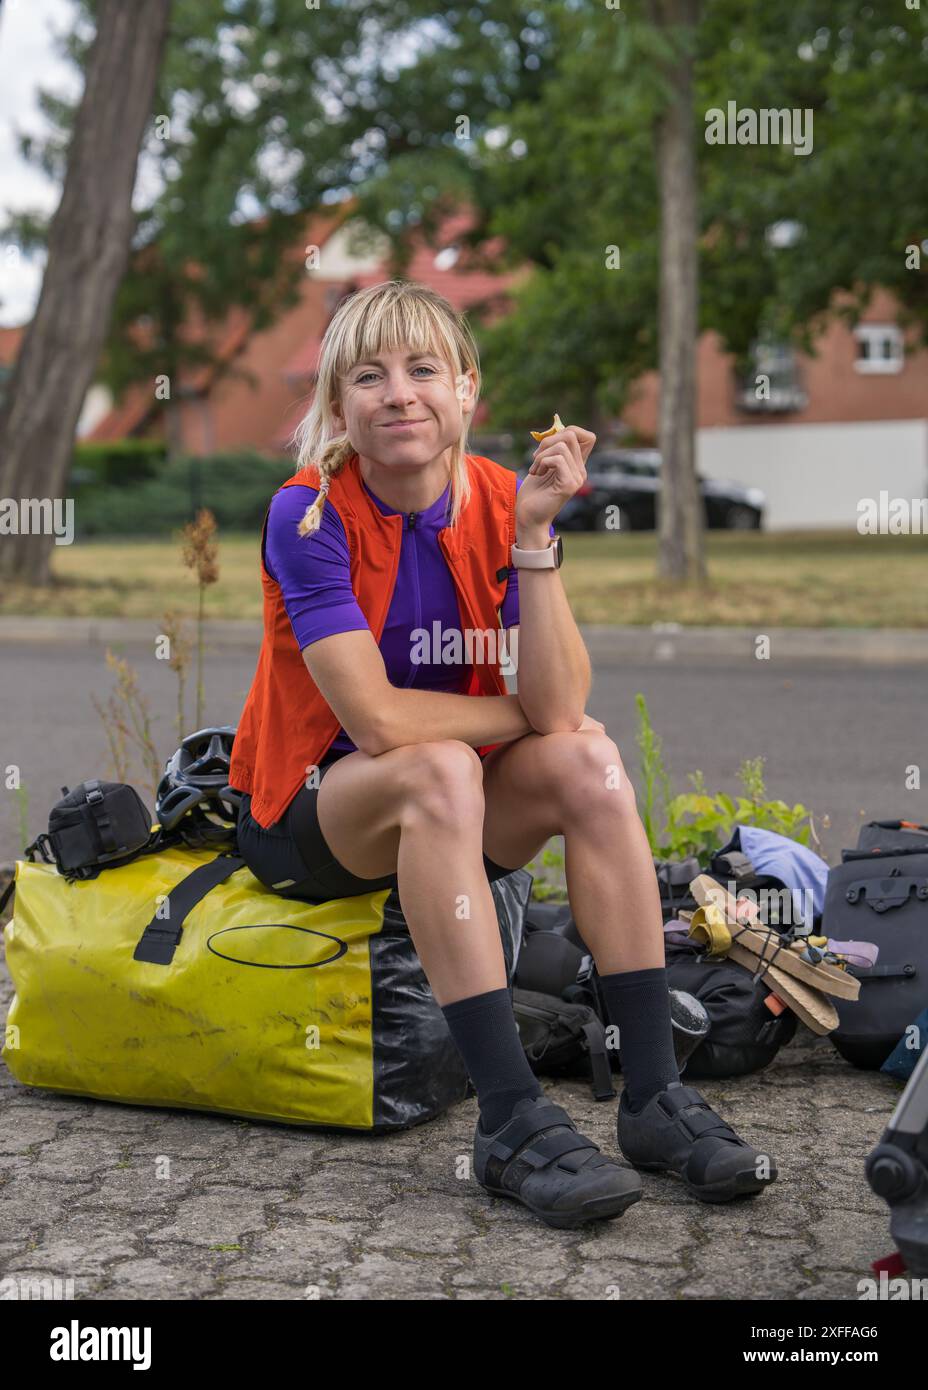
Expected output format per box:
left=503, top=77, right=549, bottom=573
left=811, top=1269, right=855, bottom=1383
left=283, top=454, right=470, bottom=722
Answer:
left=25, top=781, right=159, bottom=883
left=823, top=823, right=928, bottom=1069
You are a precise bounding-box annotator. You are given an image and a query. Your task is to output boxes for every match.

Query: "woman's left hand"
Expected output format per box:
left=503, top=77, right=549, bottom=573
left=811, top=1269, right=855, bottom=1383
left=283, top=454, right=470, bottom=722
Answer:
left=516, top=423, right=597, bottom=533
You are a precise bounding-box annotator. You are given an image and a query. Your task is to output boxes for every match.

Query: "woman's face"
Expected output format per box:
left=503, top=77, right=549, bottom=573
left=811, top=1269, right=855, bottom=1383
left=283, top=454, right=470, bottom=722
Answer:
left=331, top=345, right=476, bottom=471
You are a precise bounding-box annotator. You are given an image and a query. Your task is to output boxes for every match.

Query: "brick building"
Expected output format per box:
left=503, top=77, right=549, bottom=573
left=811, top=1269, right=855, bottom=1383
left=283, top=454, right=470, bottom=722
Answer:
left=2, top=204, right=925, bottom=529
left=81, top=202, right=528, bottom=461
left=624, top=287, right=928, bottom=528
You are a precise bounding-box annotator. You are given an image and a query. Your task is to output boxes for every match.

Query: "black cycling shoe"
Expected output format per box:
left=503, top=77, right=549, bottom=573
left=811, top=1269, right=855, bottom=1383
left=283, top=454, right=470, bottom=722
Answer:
left=473, top=1094, right=642, bottom=1230
left=617, top=1082, right=778, bottom=1204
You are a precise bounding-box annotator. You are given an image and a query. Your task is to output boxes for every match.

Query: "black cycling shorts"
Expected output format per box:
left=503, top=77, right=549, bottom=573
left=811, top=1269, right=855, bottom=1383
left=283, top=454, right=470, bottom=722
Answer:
left=235, top=747, right=516, bottom=903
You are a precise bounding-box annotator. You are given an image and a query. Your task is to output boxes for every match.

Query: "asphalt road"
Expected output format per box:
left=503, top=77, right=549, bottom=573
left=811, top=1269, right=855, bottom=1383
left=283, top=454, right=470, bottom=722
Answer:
left=2, top=634, right=925, bottom=866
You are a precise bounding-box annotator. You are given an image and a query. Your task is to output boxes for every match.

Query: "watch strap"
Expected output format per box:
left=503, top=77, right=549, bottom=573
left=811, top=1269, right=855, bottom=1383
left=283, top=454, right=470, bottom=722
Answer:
left=511, top=535, right=561, bottom=569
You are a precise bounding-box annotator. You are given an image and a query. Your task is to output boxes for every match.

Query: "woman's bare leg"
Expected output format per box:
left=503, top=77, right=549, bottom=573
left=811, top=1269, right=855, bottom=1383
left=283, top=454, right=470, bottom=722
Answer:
left=317, top=728, right=661, bottom=991
left=314, top=740, right=555, bottom=1165
left=480, top=729, right=664, bottom=973
left=314, top=740, right=531, bottom=1005
left=480, top=729, right=684, bottom=1109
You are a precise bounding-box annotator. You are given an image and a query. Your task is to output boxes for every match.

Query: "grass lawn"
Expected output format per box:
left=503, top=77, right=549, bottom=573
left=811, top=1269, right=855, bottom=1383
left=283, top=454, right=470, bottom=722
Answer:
left=1, top=528, right=926, bottom=626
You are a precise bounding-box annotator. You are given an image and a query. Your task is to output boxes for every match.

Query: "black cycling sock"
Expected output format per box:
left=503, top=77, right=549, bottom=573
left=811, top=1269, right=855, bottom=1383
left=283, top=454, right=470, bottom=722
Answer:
left=598, top=966, right=680, bottom=1113
left=441, top=986, right=544, bottom=1133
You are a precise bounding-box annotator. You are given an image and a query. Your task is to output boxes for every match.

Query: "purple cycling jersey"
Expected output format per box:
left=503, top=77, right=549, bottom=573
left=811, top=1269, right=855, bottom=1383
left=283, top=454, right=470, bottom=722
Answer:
left=264, top=471, right=552, bottom=754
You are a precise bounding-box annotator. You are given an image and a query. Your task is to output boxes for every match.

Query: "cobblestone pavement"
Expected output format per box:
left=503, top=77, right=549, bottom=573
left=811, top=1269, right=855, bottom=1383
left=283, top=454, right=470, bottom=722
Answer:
left=0, top=934, right=902, bottom=1300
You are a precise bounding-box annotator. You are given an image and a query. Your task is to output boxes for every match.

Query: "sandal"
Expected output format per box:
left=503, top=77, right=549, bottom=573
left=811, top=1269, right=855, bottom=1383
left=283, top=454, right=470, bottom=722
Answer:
left=473, top=1094, right=642, bottom=1230
left=617, top=1082, right=777, bottom=1204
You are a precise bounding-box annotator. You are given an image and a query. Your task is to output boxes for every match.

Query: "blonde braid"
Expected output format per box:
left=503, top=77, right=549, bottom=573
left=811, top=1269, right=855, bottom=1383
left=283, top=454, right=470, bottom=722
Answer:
left=297, top=436, right=355, bottom=537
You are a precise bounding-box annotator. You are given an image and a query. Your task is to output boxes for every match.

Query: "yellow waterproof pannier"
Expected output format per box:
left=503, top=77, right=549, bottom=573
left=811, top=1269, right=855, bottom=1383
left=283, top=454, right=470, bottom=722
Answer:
left=1, top=846, right=528, bottom=1132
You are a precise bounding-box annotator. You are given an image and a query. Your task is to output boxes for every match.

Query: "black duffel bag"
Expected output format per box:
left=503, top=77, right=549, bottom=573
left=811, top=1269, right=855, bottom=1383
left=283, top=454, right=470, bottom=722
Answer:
left=513, top=904, right=713, bottom=1090
left=512, top=988, right=617, bottom=1101
left=823, top=821, right=928, bottom=1069
left=664, top=939, right=798, bottom=1077
left=515, top=890, right=796, bottom=1080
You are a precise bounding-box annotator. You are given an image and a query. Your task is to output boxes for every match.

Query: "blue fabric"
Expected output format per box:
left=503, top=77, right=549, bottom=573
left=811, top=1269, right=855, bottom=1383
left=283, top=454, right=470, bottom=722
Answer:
left=880, top=1005, right=928, bottom=1081
left=718, top=824, right=830, bottom=928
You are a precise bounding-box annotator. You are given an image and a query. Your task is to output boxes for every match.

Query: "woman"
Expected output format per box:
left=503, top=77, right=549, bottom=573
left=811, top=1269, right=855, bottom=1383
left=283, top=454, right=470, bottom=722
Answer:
left=229, top=279, right=777, bottom=1230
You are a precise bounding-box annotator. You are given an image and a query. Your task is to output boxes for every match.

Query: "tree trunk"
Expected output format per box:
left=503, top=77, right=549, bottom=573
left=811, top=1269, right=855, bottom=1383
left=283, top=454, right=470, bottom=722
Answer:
left=0, top=0, right=172, bottom=585
left=650, top=0, right=705, bottom=583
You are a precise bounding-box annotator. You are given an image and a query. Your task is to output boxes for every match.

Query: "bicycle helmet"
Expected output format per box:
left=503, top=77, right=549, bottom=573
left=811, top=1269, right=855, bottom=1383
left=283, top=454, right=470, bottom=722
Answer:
left=156, top=726, right=244, bottom=848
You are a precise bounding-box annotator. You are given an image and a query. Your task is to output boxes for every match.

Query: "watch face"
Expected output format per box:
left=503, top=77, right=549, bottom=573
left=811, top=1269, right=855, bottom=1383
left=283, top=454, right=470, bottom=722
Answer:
left=554, top=534, right=563, bottom=567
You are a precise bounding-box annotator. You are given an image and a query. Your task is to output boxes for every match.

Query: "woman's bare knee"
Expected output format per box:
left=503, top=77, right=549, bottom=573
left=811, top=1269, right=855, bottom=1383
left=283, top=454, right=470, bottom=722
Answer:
left=538, top=730, right=637, bottom=819
left=314, top=741, right=485, bottom=879
left=395, top=740, right=485, bottom=834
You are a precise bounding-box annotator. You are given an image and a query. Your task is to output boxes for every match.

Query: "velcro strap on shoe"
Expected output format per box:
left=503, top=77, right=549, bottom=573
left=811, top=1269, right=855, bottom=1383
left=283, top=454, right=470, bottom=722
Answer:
left=517, top=1129, right=600, bottom=1171
left=657, top=1085, right=705, bottom=1118
left=486, top=1102, right=574, bottom=1158
left=678, top=1109, right=738, bottom=1142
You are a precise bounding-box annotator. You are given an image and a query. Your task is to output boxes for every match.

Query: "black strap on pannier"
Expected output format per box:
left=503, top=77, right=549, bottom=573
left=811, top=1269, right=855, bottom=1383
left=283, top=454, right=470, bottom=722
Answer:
left=513, top=990, right=616, bottom=1101
left=133, top=853, right=245, bottom=966
left=578, top=1015, right=616, bottom=1100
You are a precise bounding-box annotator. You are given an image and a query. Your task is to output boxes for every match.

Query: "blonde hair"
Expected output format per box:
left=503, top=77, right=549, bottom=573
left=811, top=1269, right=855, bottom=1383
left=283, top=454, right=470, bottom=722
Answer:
left=289, top=280, right=480, bottom=537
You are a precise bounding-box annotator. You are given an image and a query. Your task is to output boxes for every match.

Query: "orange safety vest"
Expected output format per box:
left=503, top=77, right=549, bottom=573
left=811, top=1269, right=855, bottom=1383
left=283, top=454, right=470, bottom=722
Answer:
left=229, top=450, right=518, bottom=828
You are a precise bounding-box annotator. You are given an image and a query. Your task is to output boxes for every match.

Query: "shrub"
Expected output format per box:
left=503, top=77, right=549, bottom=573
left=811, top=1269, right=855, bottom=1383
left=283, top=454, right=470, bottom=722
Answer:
left=70, top=450, right=294, bottom=537
left=70, top=439, right=167, bottom=489
left=635, top=693, right=812, bottom=864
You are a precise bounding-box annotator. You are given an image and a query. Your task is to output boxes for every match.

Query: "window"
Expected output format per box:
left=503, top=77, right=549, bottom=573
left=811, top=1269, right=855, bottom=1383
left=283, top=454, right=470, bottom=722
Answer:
left=854, top=323, right=904, bottom=374
left=735, top=340, right=808, bottom=413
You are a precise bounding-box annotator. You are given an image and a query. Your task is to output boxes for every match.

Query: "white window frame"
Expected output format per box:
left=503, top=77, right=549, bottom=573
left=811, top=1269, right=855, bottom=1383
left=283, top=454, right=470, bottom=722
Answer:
left=735, top=338, right=807, bottom=413
left=854, top=323, right=904, bottom=375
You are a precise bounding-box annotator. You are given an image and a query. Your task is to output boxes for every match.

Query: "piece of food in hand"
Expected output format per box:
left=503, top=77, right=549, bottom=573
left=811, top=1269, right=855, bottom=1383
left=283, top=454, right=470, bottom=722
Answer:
left=530, top=413, right=565, bottom=441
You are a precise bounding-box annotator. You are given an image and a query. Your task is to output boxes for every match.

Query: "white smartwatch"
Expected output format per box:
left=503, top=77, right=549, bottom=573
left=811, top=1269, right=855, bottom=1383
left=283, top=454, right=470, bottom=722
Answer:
left=510, top=534, right=563, bottom=570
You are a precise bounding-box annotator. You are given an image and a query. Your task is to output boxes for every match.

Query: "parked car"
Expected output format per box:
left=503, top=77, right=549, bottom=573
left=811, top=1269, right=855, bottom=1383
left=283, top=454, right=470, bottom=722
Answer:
left=521, top=448, right=765, bottom=531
